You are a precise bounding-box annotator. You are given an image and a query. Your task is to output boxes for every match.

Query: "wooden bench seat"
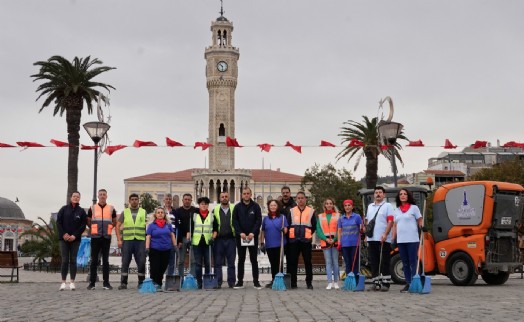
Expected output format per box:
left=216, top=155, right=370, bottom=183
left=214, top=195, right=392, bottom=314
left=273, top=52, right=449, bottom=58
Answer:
left=0, top=251, right=22, bottom=282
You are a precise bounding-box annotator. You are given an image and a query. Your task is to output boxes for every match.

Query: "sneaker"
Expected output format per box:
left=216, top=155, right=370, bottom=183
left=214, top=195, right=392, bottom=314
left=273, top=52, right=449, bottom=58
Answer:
left=69, top=282, right=76, bottom=291
left=59, top=283, right=66, bottom=291
left=233, top=282, right=244, bottom=289
left=103, top=283, right=113, bottom=290
left=307, top=284, right=314, bottom=290
left=333, top=282, right=339, bottom=290
left=87, top=283, right=96, bottom=290
left=380, top=284, right=390, bottom=292
left=326, top=282, right=332, bottom=290
left=400, top=284, right=410, bottom=293
left=118, top=284, right=127, bottom=290
left=253, top=282, right=262, bottom=289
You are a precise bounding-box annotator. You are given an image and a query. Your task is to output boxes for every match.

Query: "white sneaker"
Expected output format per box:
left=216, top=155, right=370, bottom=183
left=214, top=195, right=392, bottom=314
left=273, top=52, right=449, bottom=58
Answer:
left=59, top=283, right=66, bottom=291
left=333, top=282, right=339, bottom=289
left=326, top=283, right=332, bottom=290
left=69, top=282, right=76, bottom=291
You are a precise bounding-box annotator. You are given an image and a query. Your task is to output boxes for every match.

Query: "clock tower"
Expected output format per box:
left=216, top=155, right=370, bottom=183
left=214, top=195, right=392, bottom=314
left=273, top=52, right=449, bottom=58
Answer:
left=205, top=7, right=239, bottom=171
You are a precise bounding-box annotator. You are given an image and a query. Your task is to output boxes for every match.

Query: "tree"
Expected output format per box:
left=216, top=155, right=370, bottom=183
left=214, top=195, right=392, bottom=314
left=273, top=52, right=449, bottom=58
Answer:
left=301, top=163, right=363, bottom=213
left=20, top=217, right=60, bottom=266
left=470, top=159, right=524, bottom=185
left=337, top=115, right=407, bottom=189
left=31, top=56, right=116, bottom=201
left=140, top=192, right=161, bottom=214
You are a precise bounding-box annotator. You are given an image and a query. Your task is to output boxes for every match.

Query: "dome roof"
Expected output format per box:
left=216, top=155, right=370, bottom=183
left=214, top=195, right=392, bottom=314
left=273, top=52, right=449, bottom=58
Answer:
left=0, top=197, right=25, bottom=219
left=216, top=15, right=229, bottom=22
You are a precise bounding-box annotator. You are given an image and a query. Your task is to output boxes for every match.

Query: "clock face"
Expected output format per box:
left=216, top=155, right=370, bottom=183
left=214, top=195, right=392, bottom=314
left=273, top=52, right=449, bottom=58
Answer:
left=217, top=61, right=228, bottom=72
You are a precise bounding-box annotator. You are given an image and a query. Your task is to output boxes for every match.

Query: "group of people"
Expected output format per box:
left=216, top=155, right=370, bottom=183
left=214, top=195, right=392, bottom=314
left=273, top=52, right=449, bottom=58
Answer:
left=56, top=185, right=425, bottom=293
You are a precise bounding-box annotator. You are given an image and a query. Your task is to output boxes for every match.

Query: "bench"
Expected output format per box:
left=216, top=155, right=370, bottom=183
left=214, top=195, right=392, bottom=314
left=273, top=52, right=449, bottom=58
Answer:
left=0, top=251, right=22, bottom=282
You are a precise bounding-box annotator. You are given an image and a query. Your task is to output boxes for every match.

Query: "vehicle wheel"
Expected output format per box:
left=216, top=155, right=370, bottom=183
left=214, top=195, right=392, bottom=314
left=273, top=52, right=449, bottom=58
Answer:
left=481, top=272, right=510, bottom=285
left=446, top=252, right=477, bottom=286
left=390, top=253, right=406, bottom=284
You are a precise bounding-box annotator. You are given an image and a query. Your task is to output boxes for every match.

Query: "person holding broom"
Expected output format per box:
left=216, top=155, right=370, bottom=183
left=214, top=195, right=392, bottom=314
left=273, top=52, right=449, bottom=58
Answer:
left=337, top=199, right=364, bottom=280
left=390, top=189, right=423, bottom=293
left=259, top=199, right=289, bottom=288
left=145, top=207, right=177, bottom=291
left=316, top=197, right=341, bottom=290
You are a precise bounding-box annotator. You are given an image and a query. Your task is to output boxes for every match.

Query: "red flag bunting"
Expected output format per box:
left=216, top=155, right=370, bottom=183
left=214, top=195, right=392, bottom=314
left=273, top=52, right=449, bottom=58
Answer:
left=133, top=140, right=157, bottom=148
left=348, top=139, right=365, bottom=147
left=17, top=141, right=45, bottom=147
left=166, top=137, right=184, bottom=147
left=257, top=143, right=273, bottom=152
left=226, top=136, right=242, bottom=147
left=443, top=139, right=457, bottom=149
left=406, top=140, right=424, bottom=147
left=380, top=145, right=389, bottom=151
left=105, top=145, right=127, bottom=155
left=0, top=142, right=15, bottom=148
left=502, top=141, right=524, bottom=149
left=285, top=141, right=302, bottom=153
left=471, top=140, right=487, bottom=149
left=81, top=144, right=97, bottom=150
left=194, top=142, right=213, bottom=150
left=50, top=139, right=70, bottom=147
left=320, top=140, right=336, bottom=147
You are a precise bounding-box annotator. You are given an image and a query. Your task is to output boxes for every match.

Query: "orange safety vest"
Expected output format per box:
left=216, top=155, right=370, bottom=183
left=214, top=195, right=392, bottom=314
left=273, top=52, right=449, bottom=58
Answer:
left=90, top=203, right=114, bottom=239
left=288, top=206, right=314, bottom=242
left=318, top=212, right=339, bottom=248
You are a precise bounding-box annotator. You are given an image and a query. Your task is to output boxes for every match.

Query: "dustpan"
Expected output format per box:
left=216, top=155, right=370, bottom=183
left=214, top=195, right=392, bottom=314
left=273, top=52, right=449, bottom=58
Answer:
left=203, top=244, right=218, bottom=290
left=420, top=229, right=432, bottom=294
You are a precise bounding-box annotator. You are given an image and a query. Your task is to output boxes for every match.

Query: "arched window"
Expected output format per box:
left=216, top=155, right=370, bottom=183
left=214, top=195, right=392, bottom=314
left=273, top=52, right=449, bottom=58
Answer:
left=219, top=123, right=225, bottom=137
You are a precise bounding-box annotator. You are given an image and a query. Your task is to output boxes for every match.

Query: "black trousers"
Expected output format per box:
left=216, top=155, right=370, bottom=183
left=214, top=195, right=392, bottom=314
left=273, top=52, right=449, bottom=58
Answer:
left=236, top=238, right=259, bottom=283
left=59, top=240, right=80, bottom=281
left=149, top=248, right=171, bottom=286
left=266, top=247, right=281, bottom=281
left=287, top=241, right=313, bottom=286
left=90, top=237, right=111, bottom=284
left=368, top=241, right=391, bottom=280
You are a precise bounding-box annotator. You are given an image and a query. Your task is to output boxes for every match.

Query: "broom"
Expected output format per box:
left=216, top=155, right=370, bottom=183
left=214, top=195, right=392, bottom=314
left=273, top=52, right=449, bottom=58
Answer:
left=408, top=225, right=425, bottom=293
left=181, top=214, right=198, bottom=291
left=272, top=217, right=286, bottom=291
left=343, top=233, right=359, bottom=291
left=138, top=254, right=157, bottom=293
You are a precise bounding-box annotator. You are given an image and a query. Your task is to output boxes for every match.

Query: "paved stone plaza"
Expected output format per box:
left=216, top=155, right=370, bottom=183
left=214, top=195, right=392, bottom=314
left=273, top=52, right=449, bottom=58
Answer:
left=1, top=267, right=523, bottom=322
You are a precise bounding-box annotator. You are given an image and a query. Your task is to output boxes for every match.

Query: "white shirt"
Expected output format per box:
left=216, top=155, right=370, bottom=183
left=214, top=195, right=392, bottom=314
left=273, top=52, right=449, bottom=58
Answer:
left=366, top=201, right=394, bottom=242
left=394, top=204, right=422, bottom=243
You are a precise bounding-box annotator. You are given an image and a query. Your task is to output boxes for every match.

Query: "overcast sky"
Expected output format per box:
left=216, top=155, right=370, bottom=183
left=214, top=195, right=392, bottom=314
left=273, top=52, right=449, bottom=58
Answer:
left=1, top=0, right=523, bottom=222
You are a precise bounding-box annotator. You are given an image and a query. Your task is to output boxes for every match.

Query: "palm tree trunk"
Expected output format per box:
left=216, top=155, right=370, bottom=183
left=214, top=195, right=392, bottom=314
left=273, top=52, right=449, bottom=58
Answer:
left=364, top=147, right=379, bottom=189
left=65, top=96, right=83, bottom=202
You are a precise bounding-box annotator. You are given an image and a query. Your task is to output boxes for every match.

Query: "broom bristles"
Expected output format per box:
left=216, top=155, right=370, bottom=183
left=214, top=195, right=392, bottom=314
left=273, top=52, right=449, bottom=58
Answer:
left=409, top=275, right=423, bottom=293
left=342, top=272, right=357, bottom=291
left=138, top=278, right=157, bottom=293
left=181, top=274, right=199, bottom=291
left=272, top=273, right=286, bottom=291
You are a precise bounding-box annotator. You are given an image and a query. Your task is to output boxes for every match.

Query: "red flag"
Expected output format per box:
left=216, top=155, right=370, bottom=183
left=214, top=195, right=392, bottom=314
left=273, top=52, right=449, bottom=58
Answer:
left=502, top=141, right=524, bottom=149
left=320, top=140, right=336, bottom=147
left=257, top=143, right=273, bottom=152
left=226, top=136, right=242, bottom=147
left=50, top=139, right=70, bottom=147
left=166, top=137, right=184, bottom=147
left=194, top=142, right=213, bottom=150
left=133, top=140, right=157, bottom=148
left=105, top=145, right=127, bottom=155
left=81, top=144, right=97, bottom=150
left=285, top=141, right=302, bottom=153
left=380, top=145, right=389, bottom=151
left=471, top=140, right=487, bottom=149
left=406, top=140, right=424, bottom=147
left=17, top=141, right=45, bottom=147
left=443, top=139, right=457, bottom=149
left=0, top=142, right=15, bottom=148
left=348, top=139, right=365, bottom=147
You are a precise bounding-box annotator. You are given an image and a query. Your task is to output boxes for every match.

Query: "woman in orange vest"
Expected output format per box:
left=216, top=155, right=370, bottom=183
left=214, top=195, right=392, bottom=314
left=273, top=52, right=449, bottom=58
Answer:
left=316, top=197, right=340, bottom=289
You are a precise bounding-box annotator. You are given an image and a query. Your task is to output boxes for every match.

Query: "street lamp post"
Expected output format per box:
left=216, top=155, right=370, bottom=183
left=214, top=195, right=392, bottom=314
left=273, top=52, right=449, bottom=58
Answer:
left=378, top=121, right=403, bottom=187
left=83, top=121, right=110, bottom=205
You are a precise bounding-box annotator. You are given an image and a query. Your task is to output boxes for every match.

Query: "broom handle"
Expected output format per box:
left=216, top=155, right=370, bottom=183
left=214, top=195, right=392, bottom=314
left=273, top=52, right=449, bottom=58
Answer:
left=414, top=199, right=426, bottom=276
left=279, top=216, right=285, bottom=273
left=351, top=232, right=360, bottom=272
left=188, top=213, right=193, bottom=272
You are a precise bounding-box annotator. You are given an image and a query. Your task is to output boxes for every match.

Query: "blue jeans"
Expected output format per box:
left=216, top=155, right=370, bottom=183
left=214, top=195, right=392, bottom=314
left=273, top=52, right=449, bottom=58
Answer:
left=322, top=247, right=340, bottom=282
left=398, top=242, right=419, bottom=284
left=120, top=239, right=146, bottom=283
left=342, top=246, right=359, bottom=275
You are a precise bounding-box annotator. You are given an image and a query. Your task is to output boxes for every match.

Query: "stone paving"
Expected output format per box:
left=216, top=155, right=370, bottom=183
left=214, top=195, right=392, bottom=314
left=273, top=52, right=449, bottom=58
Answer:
left=1, top=266, right=524, bottom=322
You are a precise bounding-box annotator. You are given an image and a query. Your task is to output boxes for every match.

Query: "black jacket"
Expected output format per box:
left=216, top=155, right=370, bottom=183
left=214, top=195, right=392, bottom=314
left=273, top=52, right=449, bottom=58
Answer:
left=174, top=206, right=197, bottom=244
left=232, top=199, right=262, bottom=237
left=57, top=203, right=87, bottom=241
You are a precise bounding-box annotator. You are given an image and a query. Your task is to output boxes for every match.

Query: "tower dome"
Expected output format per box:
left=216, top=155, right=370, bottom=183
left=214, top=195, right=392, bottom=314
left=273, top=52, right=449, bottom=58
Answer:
left=0, top=197, right=25, bottom=219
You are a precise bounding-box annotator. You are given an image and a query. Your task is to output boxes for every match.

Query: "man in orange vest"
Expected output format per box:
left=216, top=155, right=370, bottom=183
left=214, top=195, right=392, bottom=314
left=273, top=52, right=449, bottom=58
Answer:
left=286, top=191, right=317, bottom=290
left=87, top=189, right=117, bottom=290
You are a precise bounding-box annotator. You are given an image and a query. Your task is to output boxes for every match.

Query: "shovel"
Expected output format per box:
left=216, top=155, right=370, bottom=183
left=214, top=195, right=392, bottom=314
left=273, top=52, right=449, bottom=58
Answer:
left=421, top=225, right=432, bottom=294
left=203, top=243, right=217, bottom=290
left=165, top=230, right=181, bottom=292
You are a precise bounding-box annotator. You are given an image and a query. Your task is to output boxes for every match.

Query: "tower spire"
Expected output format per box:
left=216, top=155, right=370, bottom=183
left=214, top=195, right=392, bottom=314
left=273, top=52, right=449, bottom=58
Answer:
left=219, top=0, right=225, bottom=17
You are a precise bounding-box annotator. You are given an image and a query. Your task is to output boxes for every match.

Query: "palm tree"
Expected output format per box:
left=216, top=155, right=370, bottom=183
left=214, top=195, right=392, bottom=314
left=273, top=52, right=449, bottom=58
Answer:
left=20, top=217, right=60, bottom=266
left=31, top=56, right=116, bottom=201
left=337, top=116, right=407, bottom=188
